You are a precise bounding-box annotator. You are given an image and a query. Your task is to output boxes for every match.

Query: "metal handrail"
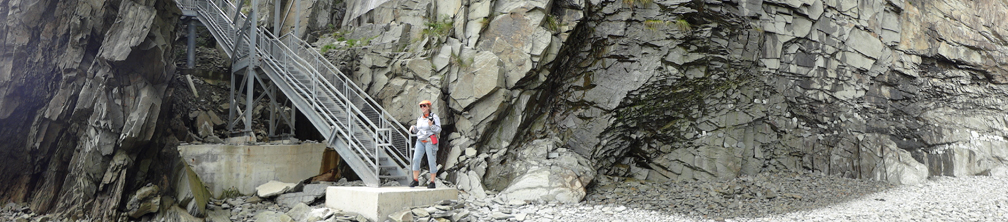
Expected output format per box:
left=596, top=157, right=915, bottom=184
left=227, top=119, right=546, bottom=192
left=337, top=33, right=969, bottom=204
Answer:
left=284, top=35, right=413, bottom=135
left=252, top=15, right=384, bottom=172
left=281, top=34, right=415, bottom=165
left=177, top=0, right=414, bottom=184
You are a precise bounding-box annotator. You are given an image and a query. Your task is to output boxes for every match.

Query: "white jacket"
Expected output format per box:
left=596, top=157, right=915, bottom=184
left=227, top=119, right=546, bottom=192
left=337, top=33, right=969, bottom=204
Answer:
left=411, top=113, right=441, bottom=142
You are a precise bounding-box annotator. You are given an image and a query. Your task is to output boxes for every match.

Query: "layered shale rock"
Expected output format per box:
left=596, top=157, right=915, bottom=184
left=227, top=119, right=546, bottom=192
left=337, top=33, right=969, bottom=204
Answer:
left=544, top=0, right=1008, bottom=185
left=329, top=0, right=1008, bottom=203
left=0, top=0, right=187, bottom=219
left=320, top=0, right=589, bottom=202
left=3, top=0, right=1006, bottom=216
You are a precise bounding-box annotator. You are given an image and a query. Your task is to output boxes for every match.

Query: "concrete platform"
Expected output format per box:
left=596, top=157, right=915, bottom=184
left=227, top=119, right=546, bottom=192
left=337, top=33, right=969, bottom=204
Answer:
left=326, top=186, right=458, bottom=221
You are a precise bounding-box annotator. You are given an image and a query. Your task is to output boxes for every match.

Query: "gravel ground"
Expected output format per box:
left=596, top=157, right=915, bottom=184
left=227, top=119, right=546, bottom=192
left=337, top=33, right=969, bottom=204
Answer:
left=464, top=173, right=1008, bottom=222
left=741, top=176, right=1008, bottom=221
left=5, top=173, right=1007, bottom=221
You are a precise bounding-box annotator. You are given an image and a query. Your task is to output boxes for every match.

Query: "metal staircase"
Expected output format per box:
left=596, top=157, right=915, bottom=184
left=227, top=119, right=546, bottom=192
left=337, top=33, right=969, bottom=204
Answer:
left=176, top=0, right=414, bottom=187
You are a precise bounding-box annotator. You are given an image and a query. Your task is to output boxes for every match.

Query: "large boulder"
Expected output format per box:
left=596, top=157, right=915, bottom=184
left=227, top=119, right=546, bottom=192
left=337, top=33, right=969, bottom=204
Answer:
left=285, top=202, right=335, bottom=222
left=448, top=50, right=505, bottom=110
left=126, top=184, right=161, bottom=218
left=176, top=162, right=211, bottom=218
left=276, top=183, right=328, bottom=208
left=495, top=138, right=595, bottom=203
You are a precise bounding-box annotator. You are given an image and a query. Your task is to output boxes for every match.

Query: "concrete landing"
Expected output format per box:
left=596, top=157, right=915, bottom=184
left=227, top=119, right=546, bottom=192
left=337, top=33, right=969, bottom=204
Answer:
left=326, top=186, right=458, bottom=221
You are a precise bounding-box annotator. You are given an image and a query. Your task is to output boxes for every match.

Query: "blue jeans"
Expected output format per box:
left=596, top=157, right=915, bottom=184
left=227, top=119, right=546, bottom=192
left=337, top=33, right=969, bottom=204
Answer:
left=412, top=140, right=438, bottom=172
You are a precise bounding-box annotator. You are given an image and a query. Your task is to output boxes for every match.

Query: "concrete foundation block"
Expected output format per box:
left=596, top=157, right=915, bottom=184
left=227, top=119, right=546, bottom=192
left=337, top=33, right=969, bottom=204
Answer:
left=178, top=143, right=326, bottom=198
left=326, top=186, right=458, bottom=222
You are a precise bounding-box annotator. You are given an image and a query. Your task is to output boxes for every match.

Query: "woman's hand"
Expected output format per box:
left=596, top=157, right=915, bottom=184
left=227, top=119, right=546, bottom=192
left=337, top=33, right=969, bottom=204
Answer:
left=409, top=125, right=415, bottom=132
left=428, top=119, right=434, bottom=126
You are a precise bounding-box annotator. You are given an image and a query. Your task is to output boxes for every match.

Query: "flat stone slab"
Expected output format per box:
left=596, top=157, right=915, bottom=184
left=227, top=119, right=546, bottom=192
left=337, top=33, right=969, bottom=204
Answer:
left=257, top=180, right=297, bottom=198
left=326, top=186, right=458, bottom=222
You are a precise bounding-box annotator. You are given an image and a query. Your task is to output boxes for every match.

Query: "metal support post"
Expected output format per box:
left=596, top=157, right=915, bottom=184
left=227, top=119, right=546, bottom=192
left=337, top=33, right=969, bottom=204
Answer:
left=294, top=0, right=300, bottom=37
left=185, top=18, right=200, bottom=98
left=269, top=84, right=277, bottom=137
left=228, top=70, right=236, bottom=131
left=274, top=0, right=281, bottom=35
left=187, top=19, right=196, bottom=69
left=245, top=0, right=258, bottom=133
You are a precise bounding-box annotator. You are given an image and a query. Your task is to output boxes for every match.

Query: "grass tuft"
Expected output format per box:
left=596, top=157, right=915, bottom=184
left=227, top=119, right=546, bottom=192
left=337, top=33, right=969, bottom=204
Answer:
left=644, top=19, right=669, bottom=31
left=674, top=19, right=692, bottom=32
left=422, top=17, right=454, bottom=39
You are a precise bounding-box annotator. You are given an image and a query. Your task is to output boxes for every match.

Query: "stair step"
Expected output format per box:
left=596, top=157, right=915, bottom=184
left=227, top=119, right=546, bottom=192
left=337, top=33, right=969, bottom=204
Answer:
left=184, top=1, right=416, bottom=188
left=378, top=175, right=407, bottom=179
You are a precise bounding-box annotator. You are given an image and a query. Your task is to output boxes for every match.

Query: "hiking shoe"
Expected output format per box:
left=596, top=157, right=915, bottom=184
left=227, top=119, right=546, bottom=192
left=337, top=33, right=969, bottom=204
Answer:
left=427, top=182, right=436, bottom=189
left=409, top=180, right=419, bottom=187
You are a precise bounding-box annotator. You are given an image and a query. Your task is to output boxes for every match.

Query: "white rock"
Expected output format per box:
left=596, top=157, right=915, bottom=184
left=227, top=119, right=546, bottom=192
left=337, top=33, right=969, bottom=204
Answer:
left=251, top=211, right=293, bottom=222
left=846, top=28, right=885, bottom=59
left=515, top=212, right=527, bottom=221
left=465, top=148, right=478, bottom=157
left=433, top=44, right=452, bottom=71
left=492, top=212, right=512, bottom=220
left=990, top=166, right=1008, bottom=178
left=436, top=0, right=462, bottom=21
left=284, top=203, right=311, bottom=222
left=255, top=180, right=297, bottom=198
left=449, top=50, right=503, bottom=108
left=445, top=146, right=464, bottom=170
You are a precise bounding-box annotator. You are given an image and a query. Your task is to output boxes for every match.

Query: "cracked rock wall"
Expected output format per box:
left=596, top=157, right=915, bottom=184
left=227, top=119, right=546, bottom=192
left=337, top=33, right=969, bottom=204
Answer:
left=327, top=0, right=1007, bottom=202
left=545, top=0, right=1008, bottom=186
left=0, top=0, right=183, bottom=219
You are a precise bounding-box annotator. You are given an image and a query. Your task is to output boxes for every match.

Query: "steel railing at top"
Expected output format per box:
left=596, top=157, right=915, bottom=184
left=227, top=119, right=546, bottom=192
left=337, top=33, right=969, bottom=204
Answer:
left=176, top=0, right=415, bottom=181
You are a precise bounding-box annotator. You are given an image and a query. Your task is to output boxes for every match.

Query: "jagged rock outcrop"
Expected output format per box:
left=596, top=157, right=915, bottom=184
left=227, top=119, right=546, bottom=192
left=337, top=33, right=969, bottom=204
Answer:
left=496, top=138, right=595, bottom=203
left=4, top=0, right=1004, bottom=218
left=546, top=0, right=1008, bottom=185
left=126, top=184, right=161, bottom=218
left=319, top=0, right=587, bottom=200
left=0, top=0, right=187, bottom=220
left=241, top=0, right=345, bottom=41
left=329, top=0, right=1008, bottom=202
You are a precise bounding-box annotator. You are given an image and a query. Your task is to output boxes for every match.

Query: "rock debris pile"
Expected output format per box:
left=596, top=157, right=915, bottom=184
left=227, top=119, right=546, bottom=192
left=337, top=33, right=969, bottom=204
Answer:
left=4, top=174, right=1008, bottom=221
left=584, top=172, right=894, bottom=218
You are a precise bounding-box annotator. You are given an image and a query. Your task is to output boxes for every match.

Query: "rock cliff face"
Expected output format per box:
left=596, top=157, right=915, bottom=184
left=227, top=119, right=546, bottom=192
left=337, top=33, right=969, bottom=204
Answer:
left=3, top=0, right=1008, bottom=217
left=559, top=0, right=1008, bottom=185
left=0, top=0, right=183, bottom=219
left=329, top=0, right=1008, bottom=202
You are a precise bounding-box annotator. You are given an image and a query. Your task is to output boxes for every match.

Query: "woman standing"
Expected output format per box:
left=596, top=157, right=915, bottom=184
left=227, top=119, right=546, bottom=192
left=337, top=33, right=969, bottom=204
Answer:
left=409, top=100, right=441, bottom=188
